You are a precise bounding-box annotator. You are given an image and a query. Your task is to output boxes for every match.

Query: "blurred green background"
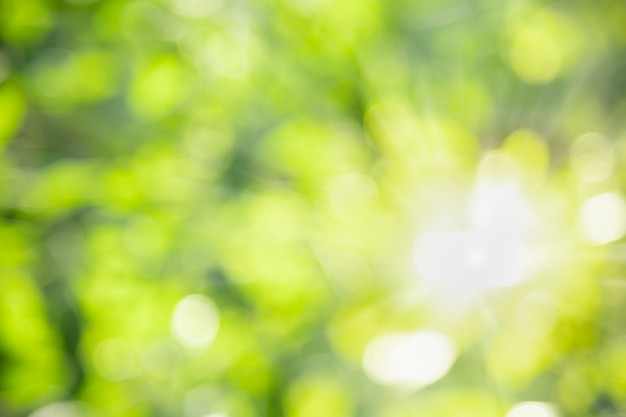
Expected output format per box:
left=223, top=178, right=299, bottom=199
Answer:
left=2, top=0, right=626, bottom=416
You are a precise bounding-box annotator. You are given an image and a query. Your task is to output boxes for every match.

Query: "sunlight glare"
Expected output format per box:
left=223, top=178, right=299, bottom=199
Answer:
left=469, top=182, right=532, bottom=233
left=414, top=153, right=534, bottom=298
left=414, top=229, right=530, bottom=292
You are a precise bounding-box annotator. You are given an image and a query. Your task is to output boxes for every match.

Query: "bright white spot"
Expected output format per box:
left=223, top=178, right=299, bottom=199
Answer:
left=578, top=192, right=626, bottom=245
left=171, top=294, right=220, bottom=349
left=414, top=229, right=530, bottom=293
left=506, top=402, right=559, bottom=417
left=467, top=246, right=487, bottom=266
left=363, top=331, right=456, bottom=389
left=29, top=402, right=86, bottom=417
left=170, top=0, right=222, bottom=18
left=469, top=182, right=533, bottom=233
left=414, top=154, right=534, bottom=299
left=94, top=338, right=138, bottom=381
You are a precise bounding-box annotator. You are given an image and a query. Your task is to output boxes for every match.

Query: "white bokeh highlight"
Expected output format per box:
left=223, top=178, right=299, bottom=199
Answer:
left=363, top=331, right=456, bottom=389
left=29, top=402, right=85, bottom=417
left=578, top=192, right=626, bottom=245
left=413, top=154, right=534, bottom=299
left=414, top=229, right=530, bottom=291
left=171, top=294, right=220, bottom=349
left=469, top=182, right=533, bottom=234
left=506, top=402, right=559, bottom=417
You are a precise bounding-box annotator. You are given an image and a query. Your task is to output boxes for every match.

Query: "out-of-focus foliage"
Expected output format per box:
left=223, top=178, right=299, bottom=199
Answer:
left=1, top=0, right=626, bottom=416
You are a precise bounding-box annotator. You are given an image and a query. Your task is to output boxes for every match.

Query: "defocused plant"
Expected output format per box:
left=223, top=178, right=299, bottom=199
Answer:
left=1, top=0, right=626, bottom=416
